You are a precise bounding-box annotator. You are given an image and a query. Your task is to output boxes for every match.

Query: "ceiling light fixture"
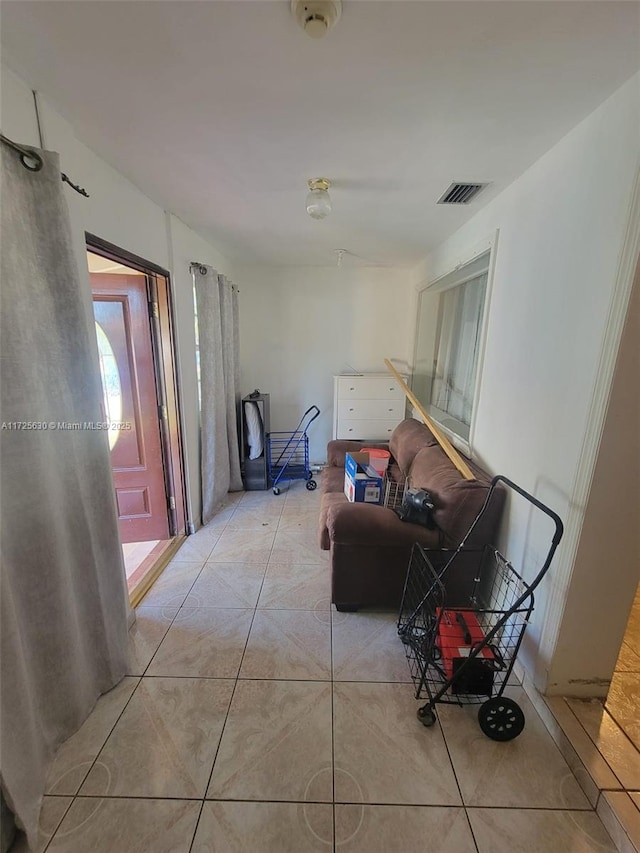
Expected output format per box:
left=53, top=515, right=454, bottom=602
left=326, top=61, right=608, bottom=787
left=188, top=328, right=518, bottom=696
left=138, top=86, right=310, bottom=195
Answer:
left=306, top=178, right=332, bottom=220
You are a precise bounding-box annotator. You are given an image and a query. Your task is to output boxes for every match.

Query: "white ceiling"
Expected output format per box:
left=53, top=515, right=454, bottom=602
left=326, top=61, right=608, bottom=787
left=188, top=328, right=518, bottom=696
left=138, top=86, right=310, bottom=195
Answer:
left=2, top=1, right=639, bottom=267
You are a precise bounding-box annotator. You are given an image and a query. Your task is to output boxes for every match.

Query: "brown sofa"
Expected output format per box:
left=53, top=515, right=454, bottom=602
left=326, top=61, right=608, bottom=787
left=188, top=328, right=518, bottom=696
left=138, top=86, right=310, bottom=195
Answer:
left=319, top=418, right=505, bottom=611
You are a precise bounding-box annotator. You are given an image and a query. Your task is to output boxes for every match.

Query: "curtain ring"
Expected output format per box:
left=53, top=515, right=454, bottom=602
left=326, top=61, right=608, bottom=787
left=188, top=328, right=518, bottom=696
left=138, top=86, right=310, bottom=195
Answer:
left=21, top=150, right=44, bottom=172
left=0, top=133, right=44, bottom=171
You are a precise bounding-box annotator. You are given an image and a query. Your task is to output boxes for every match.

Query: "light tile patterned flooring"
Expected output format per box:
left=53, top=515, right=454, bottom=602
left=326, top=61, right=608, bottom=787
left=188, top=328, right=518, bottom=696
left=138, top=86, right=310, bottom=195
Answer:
left=550, top=585, right=640, bottom=849
left=28, top=484, right=619, bottom=852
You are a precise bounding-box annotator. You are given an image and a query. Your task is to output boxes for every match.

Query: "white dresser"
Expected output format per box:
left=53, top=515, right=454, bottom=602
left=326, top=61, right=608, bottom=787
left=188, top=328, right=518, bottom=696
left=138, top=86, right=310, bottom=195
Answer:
left=333, top=374, right=408, bottom=440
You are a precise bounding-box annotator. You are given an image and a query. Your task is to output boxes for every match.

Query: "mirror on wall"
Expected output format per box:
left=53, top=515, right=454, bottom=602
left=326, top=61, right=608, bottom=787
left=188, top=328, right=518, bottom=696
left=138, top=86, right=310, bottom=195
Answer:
left=412, top=250, right=490, bottom=446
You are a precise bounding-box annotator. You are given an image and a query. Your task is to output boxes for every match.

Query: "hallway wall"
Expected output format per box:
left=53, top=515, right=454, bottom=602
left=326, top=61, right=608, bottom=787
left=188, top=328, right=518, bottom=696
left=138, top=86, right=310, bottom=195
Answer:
left=234, top=264, right=414, bottom=465
left=552, top=259, right=640, bottom=691
left=411, top=74, right=640, bottom=693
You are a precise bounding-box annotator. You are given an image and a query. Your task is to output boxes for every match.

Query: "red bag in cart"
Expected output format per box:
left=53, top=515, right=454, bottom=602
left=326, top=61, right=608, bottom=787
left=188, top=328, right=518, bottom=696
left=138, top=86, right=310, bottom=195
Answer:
left=436, top=608, right=499, bottom=696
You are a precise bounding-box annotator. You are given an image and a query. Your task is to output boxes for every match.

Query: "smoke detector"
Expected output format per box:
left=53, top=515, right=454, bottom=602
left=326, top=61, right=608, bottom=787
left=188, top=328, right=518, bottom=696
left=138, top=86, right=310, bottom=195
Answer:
left=292, top=1, right=342, bottom=38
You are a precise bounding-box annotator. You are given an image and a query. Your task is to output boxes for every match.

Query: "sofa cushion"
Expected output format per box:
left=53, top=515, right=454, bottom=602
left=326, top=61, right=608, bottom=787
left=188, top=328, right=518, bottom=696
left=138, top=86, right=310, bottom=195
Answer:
left=327, top=500, right=442, bottom=549
left=389, top=418, right=438, bottom=474
left=321, top=465, right=346, bottom=495
left=408, top=445, right=495, bottom=547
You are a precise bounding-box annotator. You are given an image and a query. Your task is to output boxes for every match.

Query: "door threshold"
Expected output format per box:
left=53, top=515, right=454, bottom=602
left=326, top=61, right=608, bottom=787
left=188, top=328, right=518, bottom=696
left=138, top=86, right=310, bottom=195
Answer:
left=128, top=536, right=185, bottom=608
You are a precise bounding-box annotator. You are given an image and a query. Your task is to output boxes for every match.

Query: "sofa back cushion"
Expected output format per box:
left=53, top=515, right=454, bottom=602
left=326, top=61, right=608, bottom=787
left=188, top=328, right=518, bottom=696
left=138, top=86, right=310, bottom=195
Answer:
left=408, top=445, right=503, bottom=547
left=389, top=418, right=439, bottom=474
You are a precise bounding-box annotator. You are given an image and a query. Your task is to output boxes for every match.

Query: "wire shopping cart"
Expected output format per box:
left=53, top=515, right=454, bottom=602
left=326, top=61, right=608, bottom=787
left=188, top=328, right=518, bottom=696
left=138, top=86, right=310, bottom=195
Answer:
left=267, top=405, right=320, bottom=495
left=397, top=475, right=563, bottom=741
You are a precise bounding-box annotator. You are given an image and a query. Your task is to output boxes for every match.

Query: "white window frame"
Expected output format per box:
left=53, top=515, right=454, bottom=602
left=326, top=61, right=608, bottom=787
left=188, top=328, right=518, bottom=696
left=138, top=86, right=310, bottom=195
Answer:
left=412, top=233, right=497, bottom=456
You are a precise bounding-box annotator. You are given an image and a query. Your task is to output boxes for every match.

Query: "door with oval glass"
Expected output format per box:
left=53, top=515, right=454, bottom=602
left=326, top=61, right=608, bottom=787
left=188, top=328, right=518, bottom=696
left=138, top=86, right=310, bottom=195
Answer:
left=92, top=272, right=170, bottom=543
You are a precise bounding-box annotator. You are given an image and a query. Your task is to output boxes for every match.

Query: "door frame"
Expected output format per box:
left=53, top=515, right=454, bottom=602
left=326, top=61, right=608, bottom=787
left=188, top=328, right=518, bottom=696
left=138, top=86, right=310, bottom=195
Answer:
left=86, top=233, right=188, bottom=540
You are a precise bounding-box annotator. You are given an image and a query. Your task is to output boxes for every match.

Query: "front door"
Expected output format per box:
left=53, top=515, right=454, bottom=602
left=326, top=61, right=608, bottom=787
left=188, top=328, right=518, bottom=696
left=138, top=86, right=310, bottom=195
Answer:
left=92, top=272, right=170, bottom=543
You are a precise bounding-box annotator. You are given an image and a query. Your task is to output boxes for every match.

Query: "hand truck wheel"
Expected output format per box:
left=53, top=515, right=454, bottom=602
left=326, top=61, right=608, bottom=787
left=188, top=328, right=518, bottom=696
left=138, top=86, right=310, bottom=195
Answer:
left=273, top=487, right=281, bottom=495
left=478, top=697, right=525, bottom=741
left=417, top=705, right=437, bottom=727
left=306, top=480, right=317, bottom=490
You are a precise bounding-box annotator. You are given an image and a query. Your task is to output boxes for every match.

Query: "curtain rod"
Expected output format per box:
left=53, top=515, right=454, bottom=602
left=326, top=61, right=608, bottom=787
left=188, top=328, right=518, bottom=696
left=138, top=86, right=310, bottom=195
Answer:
left=0, top=132, right=89, bottom=197
left=190, top=262, right=239, bottom=292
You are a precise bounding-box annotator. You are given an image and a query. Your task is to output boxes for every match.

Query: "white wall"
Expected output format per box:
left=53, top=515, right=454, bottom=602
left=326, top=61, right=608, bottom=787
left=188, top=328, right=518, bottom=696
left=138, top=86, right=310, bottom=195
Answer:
left=411, top=74, right=640, bottom=693
left=551, top=262, right=639, bottom=693
left=235, top=265, right=414, bottom=464
left=1, top=64, right=237, bottom=528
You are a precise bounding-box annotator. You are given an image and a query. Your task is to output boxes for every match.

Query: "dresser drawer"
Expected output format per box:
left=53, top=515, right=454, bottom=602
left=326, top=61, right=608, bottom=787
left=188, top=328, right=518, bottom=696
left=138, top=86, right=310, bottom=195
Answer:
left=337, top=399, right=405, bottom=420
left=336, top=419, right=400, bottom=440
left=336, top=376, right=405, bottom=400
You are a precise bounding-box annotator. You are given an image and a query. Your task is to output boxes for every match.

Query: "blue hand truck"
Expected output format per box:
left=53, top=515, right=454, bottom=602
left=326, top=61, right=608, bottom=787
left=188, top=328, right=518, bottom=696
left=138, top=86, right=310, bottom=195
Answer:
left=267, top=405, right=321, bottom=495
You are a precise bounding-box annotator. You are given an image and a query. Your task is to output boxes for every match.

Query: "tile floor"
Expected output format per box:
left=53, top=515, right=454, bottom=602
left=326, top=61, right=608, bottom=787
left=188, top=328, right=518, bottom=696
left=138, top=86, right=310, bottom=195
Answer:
left=546, top=583, right=640, bottom=850
left=27, top=483, right=620, bottom=852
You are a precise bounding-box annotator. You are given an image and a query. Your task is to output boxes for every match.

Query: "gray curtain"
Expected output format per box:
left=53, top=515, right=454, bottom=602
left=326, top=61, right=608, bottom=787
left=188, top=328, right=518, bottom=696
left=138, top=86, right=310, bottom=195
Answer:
left=0, top=146, right=130, bottom=848
left=194, top=266, right=242, bottom=524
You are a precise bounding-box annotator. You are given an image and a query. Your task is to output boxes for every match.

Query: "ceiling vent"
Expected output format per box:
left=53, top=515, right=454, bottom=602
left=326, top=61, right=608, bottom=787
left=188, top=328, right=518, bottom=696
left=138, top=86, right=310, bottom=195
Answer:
left=437, top=183, right=488, bottom=205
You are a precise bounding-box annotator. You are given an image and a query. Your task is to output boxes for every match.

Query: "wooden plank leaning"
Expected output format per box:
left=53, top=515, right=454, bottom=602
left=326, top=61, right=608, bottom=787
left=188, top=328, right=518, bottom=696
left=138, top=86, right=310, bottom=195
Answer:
left=384, top=358, right=475, bottom=481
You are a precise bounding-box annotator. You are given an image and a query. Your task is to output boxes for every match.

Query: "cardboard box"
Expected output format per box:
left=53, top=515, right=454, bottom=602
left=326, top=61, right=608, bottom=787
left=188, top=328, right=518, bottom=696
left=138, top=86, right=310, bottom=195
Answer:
left=344, top=452, right=384, bottom=504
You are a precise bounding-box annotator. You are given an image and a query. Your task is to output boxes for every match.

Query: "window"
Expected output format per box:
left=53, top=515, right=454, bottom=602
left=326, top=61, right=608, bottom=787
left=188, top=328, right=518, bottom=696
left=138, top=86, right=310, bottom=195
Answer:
left=412, top=250, right=490, bottom=446
left=95, top=320, right=123, bottom=450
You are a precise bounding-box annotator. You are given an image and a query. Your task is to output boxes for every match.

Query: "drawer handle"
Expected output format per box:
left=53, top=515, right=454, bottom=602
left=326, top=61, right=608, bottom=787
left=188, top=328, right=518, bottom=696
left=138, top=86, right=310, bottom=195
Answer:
left=349, top=407, right=354, bottom=411
left=348, top=428, right=353, bottom=432
left=349, top=387, right=355, bottom=391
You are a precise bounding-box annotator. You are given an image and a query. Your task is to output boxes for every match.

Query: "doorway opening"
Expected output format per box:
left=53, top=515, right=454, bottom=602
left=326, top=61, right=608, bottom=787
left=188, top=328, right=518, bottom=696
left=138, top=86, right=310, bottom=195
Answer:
left=87, top=237, right=187, bottom=604
left=607, top=591, right=640, bottom=752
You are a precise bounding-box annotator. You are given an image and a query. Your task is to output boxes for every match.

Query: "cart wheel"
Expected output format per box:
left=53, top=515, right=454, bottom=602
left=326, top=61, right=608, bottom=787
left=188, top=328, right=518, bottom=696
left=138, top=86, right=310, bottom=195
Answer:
left=306, top=471, right=314, bottom=480
left=417, top=705, right=437, bottom=727
left=478, top=697, right=525, bottom=741
left=273, top=487, right=281, bottom=496
left=306, top=480, right=317, bottom=491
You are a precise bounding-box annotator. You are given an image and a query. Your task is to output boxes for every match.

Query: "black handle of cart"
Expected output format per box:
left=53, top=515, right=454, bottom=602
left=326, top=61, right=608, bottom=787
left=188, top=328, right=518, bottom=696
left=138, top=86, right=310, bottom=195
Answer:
left=490, top=475, right=564, bottom=592
left=439, top=475, right=564, bottom=597
left=300, top=405, right=321, bottom=430
left=397, top=474, right=564, bottom=741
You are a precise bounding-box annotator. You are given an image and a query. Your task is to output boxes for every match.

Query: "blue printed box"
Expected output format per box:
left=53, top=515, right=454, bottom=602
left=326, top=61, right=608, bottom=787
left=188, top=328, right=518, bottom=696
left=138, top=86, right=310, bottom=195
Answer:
left=344, top=452, right=384, bottom=504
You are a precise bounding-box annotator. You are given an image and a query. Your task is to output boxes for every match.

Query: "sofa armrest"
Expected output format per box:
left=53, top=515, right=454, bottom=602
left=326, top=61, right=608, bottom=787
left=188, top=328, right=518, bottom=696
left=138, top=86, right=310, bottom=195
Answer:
left=326, top=439, right=389, bottom=468
left=327, top=501, right=442, bottom=549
